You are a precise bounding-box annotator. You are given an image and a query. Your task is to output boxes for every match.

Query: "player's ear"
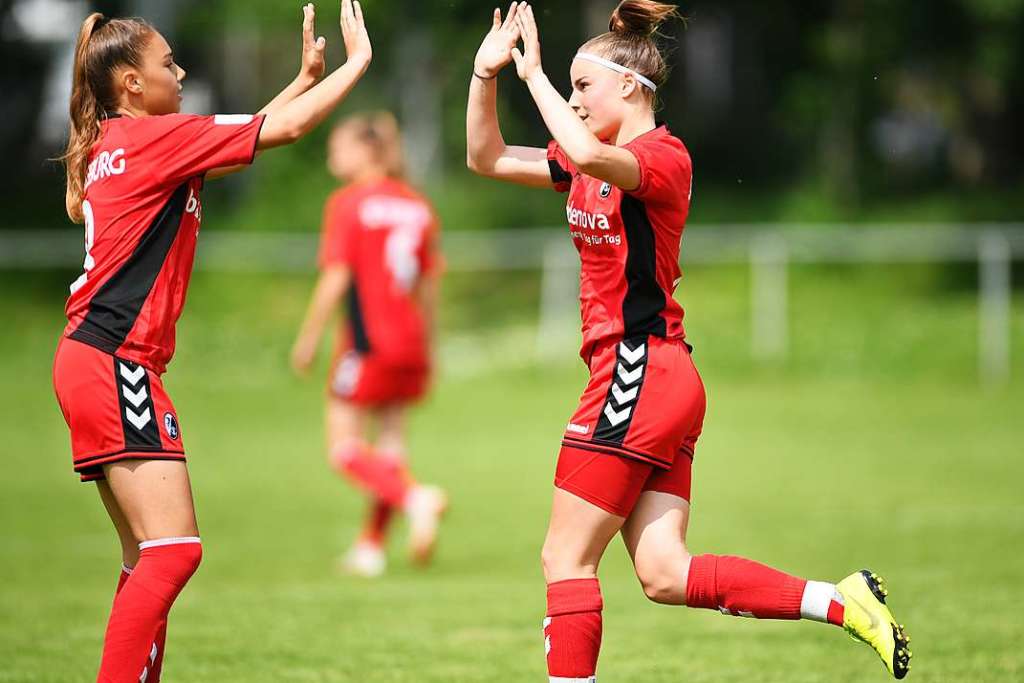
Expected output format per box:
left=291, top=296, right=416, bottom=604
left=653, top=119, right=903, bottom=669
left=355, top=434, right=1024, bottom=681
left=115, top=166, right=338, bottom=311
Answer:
left=120, top=67, right=144, bottom=95
left=620, top=73, right=639, bottom=99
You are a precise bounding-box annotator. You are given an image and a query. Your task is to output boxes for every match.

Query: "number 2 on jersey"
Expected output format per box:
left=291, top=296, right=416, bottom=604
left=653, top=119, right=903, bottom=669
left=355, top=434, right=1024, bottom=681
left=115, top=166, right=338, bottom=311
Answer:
left=69, top=200, right=95, bottom=294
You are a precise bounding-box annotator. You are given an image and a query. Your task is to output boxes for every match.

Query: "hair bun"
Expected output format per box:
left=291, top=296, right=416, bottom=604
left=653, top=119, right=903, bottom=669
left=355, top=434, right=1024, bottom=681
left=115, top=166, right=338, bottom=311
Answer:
left=609, top=0, right=678, bottom=36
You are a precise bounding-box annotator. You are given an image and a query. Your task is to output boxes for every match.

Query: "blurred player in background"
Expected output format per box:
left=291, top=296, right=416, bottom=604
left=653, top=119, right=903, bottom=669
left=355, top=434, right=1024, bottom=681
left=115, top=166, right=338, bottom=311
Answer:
left=51, top=2, right=372, bottom=679
left=467, top=1, right=912, bottom=680
left=291, top=111, right=446, bottom=577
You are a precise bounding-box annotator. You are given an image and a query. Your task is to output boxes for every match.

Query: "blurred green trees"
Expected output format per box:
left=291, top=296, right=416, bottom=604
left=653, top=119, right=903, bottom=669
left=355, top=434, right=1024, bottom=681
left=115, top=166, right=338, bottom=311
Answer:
left=4, top=0, right=1023, bottom=230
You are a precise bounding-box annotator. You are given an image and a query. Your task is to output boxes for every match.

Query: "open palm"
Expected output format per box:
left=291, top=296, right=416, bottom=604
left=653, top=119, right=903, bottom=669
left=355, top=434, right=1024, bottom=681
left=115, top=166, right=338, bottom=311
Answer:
left=510, top=3, right=543, bottom=81
left=474, top=3, right=522, bottom=78
left=340, top=0, right=372, bottom=66
left=300, top=3, right=327, bottom=80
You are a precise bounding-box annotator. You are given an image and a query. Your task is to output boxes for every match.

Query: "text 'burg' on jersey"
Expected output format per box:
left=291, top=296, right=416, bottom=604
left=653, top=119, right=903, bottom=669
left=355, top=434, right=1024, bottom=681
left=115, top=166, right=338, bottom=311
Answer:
left=63, top=113, right=266, bottom=375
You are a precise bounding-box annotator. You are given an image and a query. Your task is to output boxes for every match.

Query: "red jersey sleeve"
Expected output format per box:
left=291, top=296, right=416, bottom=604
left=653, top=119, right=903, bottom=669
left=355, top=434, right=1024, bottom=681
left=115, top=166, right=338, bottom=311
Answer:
left=547, top=140, right=576, bottom=193
left=130, top=113, right=265, bottom=186
left=623, top=135, right=693, bottom=206
left=318, top=192, right=359, bottom=269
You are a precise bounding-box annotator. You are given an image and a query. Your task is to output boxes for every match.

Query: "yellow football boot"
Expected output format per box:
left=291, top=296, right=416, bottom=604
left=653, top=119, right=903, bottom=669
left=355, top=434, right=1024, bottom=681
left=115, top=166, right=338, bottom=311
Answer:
left=836, top=570, right=912, bottom=679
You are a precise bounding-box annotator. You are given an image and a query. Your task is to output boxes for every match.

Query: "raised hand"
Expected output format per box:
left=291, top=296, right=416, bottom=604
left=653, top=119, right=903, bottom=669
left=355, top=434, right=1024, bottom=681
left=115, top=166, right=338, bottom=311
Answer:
left=511, top=3, right=544, bottom=82
left=300, top=3, right=327, bottom=81
left=474, top=3, right=522, bottom=79
left=340, top=0, right=372, bottom=68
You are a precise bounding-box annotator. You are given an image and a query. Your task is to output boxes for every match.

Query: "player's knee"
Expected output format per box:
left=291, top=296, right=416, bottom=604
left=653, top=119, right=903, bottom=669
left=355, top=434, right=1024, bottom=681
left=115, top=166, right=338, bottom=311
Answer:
left=541, top=540, right=589, bottom=583
left=329, top=439, right=361, bottom=469
left=635, top=549, right=689, bottom=605
left=540, top=542, right=560, bottom=582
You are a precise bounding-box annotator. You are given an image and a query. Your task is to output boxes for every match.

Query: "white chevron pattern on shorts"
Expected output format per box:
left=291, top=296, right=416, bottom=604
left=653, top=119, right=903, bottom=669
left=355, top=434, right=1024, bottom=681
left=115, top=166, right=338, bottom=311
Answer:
left=119, top=363, right=145, bottom=386
left=125, top=407, right=152, bottom=431
left=616, top=363, right=643, bottom=385
left=121, top=385, right=149, bottom=408
left=611, top=382, right=639, bottom=405
left=603, top=403, right=632, bottom=426
left=618, top=341, right=645, bottom=365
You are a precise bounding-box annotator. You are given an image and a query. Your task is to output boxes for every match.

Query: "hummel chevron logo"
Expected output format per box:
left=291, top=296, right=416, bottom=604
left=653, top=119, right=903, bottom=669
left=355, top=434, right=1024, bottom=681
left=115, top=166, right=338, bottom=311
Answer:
left=611, top=383, right=639, bottom=405
left=125, top=407, right=152, bottom=431
left=603, top=403, right=632, bottom=426
left=616, top=363, right=643, bottom=385
left=618, top=342, right=645, bottom=365
left=119, top=363, right=145, bottom=386
left=121, top=385, right=149, bottom=409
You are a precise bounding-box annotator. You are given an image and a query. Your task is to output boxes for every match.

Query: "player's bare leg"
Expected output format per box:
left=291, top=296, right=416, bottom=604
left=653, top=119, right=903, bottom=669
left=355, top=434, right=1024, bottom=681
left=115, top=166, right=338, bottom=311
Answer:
left=540, top=488, right=624, bottom=682
left=98, top=460, right=202, bottom=682
left=620, top=490, right=691, bottom=605
left=378, top=403, right=447, bottom=566
left=98, top=478, right=141, bottom=571
left=622, top=489, right=911, bottom=678
left=325, top=398, right=385, bottom=575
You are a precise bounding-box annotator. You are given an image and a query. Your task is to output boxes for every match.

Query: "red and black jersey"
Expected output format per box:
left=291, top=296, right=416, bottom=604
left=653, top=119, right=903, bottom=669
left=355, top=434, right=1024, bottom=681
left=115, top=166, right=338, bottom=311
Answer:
left=63, top=113, right=265, bottom=374
left=319, top=177, right=440, bottom=367
left=547, top=124, right=693, bottom=361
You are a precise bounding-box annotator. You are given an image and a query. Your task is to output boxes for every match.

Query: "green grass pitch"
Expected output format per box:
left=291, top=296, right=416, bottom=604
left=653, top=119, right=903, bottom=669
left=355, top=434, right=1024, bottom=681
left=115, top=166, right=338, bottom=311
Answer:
left=1, top=267, right=1021, bottom=681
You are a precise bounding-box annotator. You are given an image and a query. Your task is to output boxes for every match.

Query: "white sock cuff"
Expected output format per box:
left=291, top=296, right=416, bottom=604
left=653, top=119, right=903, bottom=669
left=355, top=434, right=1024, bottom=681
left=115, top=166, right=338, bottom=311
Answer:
left=138, top=536, right=202, bottom=551
left=550, top=678, right=596, bottom=683
left=800, top=580, right=840, bottom=623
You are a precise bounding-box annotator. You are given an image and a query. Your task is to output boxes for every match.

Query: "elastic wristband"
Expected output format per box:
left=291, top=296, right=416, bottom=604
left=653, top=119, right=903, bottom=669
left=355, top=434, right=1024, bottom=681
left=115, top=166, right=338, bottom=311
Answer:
left=473, top=70, right=497, bottom=81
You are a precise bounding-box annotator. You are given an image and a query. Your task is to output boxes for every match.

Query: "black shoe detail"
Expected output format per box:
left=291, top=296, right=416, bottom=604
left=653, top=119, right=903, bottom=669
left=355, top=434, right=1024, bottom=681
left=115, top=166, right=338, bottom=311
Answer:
left=860, top=569, right=888, bottom=604
left=892, top=623, right=912, bottom=679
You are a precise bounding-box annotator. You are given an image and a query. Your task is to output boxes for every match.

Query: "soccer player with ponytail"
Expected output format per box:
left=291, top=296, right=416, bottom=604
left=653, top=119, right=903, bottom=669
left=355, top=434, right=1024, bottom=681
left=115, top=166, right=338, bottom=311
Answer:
left=291, top=112, right=446, bottom=576
left=467, top=2, right=912, bottom=679
left=52, top=3, right=371, bottom=680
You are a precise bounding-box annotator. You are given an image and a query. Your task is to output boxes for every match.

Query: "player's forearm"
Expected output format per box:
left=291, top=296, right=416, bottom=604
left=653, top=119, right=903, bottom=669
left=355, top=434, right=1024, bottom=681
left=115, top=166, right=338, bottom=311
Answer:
left=258, top=73, right=318, bottom=116
left=205, top=76, right=319, bottom=181
left=416, top=275, right=439, bottom=335
left=297, top=273, right=348, bottom=350
left=525, top=71, right=604, bottom=171
left=259, top=58, right=370, bottom=150
left=466, top=75, right=509, bottom=174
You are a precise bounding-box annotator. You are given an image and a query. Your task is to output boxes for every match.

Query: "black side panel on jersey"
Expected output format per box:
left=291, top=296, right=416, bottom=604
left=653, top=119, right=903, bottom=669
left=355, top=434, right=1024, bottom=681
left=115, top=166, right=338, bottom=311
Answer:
left=620, top=194, right=667, bottom=338
left=70, top=183, right=189, bottom=353
left=346, top=282, right=372, bottom=353
left=549, top=159, right=573, bottom=186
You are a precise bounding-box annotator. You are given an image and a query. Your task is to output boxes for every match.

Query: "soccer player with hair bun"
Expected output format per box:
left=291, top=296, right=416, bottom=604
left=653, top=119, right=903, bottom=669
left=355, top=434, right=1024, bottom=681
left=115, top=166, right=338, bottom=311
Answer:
left=291, top=111, right=446, bottom=577
left=467, top=1, right=912, bottom=679
left=52, top=2, right=371, bottom=679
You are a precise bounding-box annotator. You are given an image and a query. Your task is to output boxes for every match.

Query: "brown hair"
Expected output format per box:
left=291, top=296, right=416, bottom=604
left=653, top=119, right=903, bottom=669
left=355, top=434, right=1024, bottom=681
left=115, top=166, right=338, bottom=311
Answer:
left=62, top=13, right=153, bottom=223
left=579, top=0, right=680, bottom=98
left=332, top=111, right=406, bottom=179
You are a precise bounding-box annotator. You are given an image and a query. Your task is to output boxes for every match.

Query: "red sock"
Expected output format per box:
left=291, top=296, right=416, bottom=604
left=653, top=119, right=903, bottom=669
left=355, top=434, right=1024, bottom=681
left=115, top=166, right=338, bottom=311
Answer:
left=361, top=499, right=395, bottom=545
left=97, top=538, right=202, bottom=683
left=332, top=445, right=411, bottom=508
left=685, top=554, right=806, bottom=620
left=827, top=600, right=846, bottom=626
left=544, top=579, right=602, bottom=682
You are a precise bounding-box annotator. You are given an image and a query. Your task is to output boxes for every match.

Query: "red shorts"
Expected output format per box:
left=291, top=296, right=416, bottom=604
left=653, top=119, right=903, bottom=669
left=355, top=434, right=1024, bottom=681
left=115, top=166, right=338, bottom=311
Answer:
left=53, top=337, right=185, bottom=482
left=556, top=336, right=705, bottom=517
left=328, top=350, right=429, bottom=407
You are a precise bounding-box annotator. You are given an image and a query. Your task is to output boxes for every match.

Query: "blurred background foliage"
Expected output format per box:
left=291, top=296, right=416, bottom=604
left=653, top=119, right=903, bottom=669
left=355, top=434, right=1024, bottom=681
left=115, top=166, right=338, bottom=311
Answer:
left=3, top=0, right=1024, bottom=234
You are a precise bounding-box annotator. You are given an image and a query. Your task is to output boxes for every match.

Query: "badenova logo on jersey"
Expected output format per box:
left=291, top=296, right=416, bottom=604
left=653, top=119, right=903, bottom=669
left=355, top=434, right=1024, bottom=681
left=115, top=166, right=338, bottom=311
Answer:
left=84, top=148, right=126, bottom=189
left=566, top=202, right=622, bottom=247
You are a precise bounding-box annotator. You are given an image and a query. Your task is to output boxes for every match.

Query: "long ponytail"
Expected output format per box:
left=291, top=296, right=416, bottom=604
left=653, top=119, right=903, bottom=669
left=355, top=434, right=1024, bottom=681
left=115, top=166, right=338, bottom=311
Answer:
left=62, top=13, right=152, bottom=223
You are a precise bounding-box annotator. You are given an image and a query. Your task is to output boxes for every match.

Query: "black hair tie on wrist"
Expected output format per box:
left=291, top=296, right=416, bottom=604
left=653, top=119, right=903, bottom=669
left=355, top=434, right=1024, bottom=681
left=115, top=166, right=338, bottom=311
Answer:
left=473, top=71, right=497, bottom=81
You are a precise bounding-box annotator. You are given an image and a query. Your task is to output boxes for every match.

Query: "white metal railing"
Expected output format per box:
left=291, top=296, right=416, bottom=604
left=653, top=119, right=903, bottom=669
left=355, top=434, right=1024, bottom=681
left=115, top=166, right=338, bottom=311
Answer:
left=1, top=224, right=1019, bottom=383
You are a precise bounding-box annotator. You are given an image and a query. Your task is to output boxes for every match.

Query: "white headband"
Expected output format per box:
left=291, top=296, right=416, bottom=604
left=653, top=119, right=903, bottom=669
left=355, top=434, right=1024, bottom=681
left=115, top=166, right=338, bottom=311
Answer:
left=574, top=52, right=658, bottom=92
